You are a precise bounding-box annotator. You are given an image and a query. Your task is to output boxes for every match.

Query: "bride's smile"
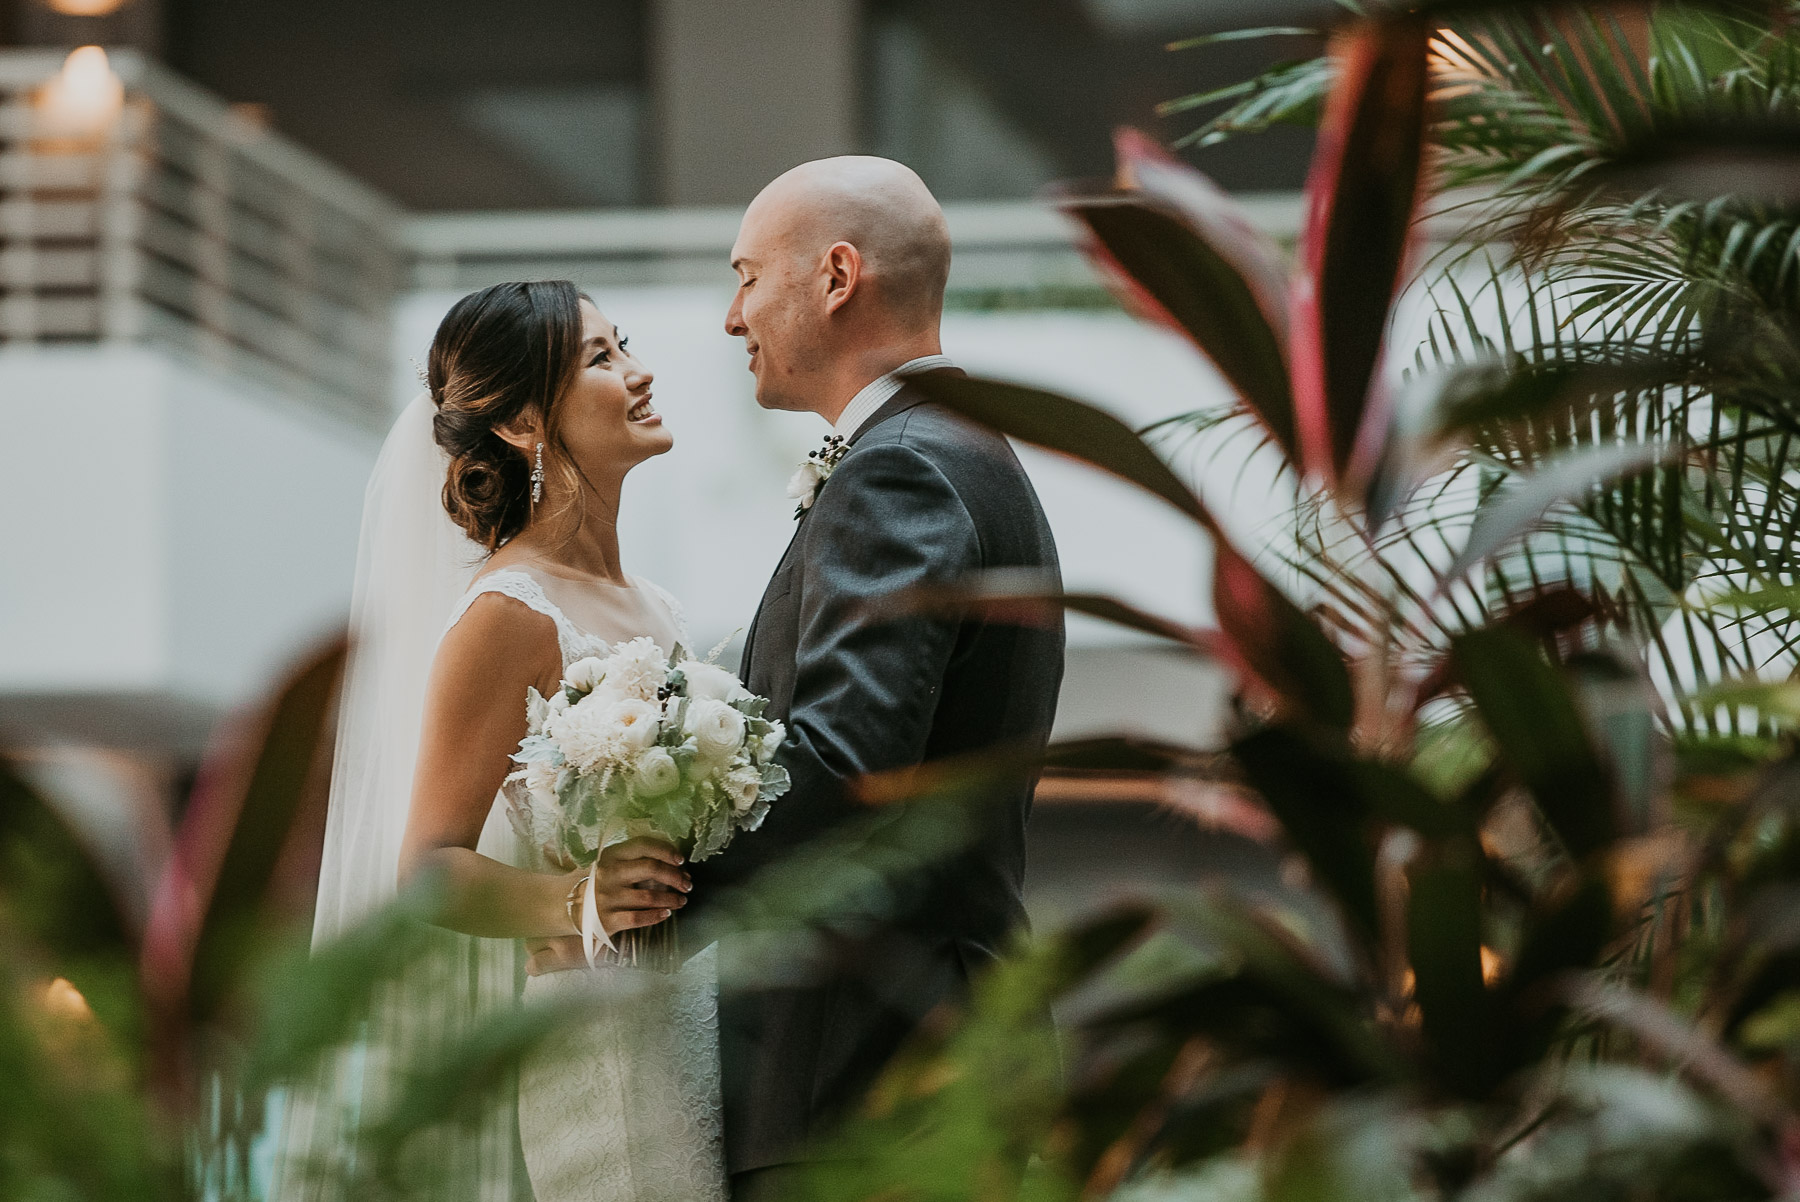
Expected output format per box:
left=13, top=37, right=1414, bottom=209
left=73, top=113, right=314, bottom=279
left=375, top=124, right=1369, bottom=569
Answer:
left=559, top=298, right=673, bottom=473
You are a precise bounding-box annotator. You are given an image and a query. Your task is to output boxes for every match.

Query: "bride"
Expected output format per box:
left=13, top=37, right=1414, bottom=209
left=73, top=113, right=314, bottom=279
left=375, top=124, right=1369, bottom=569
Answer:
left=273, top=280, right=726, bottom=1201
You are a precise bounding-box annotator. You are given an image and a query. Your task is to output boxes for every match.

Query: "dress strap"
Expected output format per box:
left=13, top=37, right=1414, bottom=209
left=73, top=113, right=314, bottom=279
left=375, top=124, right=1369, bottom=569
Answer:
left=446, top=568, right=585, bottom=663
left=636, top=576, right=691, bottom=649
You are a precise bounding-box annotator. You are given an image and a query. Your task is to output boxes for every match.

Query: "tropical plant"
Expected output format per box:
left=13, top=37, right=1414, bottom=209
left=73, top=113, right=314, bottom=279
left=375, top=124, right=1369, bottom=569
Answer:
left=1161, top=2, right=1800, bottom=742
left=0, top=645, right=338, bottom=1199
left=0, top=640, right=548, bottom=1201
left=751, top=6, right=1800, bottom=1200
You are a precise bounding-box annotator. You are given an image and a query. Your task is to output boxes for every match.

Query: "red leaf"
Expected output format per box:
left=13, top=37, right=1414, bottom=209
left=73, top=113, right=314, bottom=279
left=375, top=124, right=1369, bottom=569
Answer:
left=866, top=568, right=1219, bottom=655
left=142, top=637, right=345, bottom=1087
left=1291, top=15, right=1432, bottom=489
left=1213, top=544, right=1355, bottom=731
left=905, top=373, right=1350, bottom=728
left=1058, top=129, right=1296, bottom=459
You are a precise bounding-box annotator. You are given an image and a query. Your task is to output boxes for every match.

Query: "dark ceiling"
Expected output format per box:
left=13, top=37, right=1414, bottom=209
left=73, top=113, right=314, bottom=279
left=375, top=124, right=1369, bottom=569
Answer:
left=134, top=0, right=1319, bottom=210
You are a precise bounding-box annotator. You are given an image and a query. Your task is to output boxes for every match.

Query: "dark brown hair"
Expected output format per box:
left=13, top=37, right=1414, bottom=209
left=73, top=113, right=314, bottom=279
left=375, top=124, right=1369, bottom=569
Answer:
left=427, top=280, right=586, bottom=550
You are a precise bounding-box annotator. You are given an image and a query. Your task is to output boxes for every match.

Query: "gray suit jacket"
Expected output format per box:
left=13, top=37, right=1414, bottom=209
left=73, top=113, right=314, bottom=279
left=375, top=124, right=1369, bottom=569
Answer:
left=690, top=374, right=1065, bottom=1174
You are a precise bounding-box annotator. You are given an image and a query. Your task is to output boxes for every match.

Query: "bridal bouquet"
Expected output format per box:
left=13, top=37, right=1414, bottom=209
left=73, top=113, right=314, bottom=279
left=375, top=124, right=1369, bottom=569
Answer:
left=507, top=637, right=790, bottom=875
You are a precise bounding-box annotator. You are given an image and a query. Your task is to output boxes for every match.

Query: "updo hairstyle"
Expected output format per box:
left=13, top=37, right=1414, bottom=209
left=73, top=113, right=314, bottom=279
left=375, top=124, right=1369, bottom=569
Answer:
left=427, top=280, right=587, bottom=550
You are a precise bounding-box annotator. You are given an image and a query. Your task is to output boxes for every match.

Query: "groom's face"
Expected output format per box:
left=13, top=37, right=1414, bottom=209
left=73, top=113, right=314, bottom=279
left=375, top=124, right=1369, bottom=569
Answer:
left=727, top=204, right=825, bottom=412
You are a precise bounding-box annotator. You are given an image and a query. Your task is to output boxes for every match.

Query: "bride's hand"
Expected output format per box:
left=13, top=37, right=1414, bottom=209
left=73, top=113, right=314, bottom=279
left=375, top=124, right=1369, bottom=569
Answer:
left=589, top=836, right=692, bottom=938
left=526, top=839, right=690, bottom=975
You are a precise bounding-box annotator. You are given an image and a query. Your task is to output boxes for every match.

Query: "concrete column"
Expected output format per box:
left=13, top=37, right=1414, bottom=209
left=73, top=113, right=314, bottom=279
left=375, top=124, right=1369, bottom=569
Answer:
left=651, top=0, right=859, bottom=206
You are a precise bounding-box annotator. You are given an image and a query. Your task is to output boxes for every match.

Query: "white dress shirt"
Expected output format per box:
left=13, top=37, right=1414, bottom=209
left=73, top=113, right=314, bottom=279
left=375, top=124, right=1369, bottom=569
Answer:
left=831, top=354, right=956, bottom=441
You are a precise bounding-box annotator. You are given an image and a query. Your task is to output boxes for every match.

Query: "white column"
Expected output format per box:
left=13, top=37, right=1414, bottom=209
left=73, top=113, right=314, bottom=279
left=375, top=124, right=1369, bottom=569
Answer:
left=650, top=0, right=859, bottom=206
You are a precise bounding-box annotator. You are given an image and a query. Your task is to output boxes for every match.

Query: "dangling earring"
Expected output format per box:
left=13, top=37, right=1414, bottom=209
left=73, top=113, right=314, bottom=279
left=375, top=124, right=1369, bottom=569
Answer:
left=530, top=442, right=545, bottom=505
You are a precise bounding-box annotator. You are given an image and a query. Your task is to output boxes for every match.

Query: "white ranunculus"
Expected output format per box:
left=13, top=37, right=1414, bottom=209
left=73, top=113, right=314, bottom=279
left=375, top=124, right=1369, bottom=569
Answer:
left=724, top=765, right=761, bottom=813
left=548, top=689, right=572, bottom=714
left=684, top=697, right=746, bottom=762
left=564, top=656, right=607, bottom=694
left=635, top=746, right=681, bottom=797
left=602, top=637, right=669, bottom=701
left=787, top=461, right=825, bottom=508
left=679, top=659, right=750, bottom=703
left=609, top=697, right=662, bottom=751
left=755, top=721, right=786, bottom=765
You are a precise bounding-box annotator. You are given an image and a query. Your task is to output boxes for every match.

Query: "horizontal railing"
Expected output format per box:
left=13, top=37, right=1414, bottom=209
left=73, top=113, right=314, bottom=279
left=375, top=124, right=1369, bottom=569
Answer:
left=406, top=195, right=1313, bottom=304
left=0, top=48, right=404, bottom=430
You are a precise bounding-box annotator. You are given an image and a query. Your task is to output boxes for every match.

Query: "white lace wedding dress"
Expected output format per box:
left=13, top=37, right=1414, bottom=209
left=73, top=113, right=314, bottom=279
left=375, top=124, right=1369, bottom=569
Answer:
left=447, top=566, right=727, bottom=1202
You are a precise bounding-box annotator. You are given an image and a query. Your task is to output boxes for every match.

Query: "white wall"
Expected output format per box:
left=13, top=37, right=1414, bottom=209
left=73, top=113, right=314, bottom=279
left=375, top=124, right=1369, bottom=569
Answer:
left=2, top=348, right=169, bottom=691
left=0, top=345, right=377, bottom=720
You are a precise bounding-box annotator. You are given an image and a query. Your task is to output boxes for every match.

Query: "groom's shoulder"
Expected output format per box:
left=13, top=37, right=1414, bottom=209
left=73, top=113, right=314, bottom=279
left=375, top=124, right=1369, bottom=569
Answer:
left=858, top=393, right=1024, bottom=481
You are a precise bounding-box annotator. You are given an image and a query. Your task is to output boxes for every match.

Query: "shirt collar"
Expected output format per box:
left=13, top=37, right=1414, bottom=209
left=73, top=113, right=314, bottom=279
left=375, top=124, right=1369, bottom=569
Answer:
left=831, top=354, right=956, bottom=441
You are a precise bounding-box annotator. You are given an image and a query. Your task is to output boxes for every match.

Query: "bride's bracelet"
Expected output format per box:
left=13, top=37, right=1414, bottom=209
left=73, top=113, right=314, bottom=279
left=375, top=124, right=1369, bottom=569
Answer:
left=564, top=872, right=592, bottom=934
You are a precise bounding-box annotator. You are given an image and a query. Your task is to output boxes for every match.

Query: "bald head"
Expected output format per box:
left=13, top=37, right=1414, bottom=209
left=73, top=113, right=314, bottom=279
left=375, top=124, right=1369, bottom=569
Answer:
left=727, top=157, right=951, bottom=416
left=742, top=156, right=951, bottom=326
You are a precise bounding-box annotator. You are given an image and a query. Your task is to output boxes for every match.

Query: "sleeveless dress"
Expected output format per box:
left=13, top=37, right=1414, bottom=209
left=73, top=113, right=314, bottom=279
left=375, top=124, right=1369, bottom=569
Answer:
left=447, top=568, right=728, bottom=1202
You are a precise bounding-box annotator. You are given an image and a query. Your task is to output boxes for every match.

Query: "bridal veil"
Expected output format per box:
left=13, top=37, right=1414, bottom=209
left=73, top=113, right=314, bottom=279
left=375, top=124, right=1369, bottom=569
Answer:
left=271, top=394, right=528, bottom=1200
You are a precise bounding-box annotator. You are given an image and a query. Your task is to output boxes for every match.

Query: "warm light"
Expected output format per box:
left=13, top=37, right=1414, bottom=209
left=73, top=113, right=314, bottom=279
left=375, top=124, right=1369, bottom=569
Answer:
left=35, top=46, right=124, bottom=139
left=1480, top=946, right=1505, bottom=985
left=1429, top=27, right=1487, bottom=100
left=44, top=0, right=129, bottom=14
left=41, top=977, right=93, bottom=1021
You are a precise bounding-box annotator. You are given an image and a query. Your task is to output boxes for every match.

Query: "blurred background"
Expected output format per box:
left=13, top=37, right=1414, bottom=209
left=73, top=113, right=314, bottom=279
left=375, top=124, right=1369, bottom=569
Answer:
left=0, top=0, right=1322, bottom=922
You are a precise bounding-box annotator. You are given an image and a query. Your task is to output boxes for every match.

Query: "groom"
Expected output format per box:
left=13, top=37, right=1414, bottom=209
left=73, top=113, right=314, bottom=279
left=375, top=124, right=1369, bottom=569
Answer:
left=692, top=157, right=1064, bottom=1200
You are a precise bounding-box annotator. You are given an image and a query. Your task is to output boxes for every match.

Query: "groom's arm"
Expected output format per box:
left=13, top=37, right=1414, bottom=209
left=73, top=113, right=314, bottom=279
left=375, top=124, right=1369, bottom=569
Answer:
left=701, top=440, right=980, bottom=893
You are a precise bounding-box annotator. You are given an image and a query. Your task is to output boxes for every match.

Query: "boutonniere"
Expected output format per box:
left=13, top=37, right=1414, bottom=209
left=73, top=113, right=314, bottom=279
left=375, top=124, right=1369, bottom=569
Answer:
left=786, top=434, right=848, bottom=519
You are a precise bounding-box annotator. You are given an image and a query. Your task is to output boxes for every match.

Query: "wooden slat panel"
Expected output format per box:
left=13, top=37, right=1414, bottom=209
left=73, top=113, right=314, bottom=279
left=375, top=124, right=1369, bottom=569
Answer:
left=0, top=197, right=95, bottom=238
left=0, top=293, right=99, bottom=337
left=0, top=150, right=102, bottom=190
left=0, top=99, right=34, bottom=141
left=0, top=246, right=96, bottom=287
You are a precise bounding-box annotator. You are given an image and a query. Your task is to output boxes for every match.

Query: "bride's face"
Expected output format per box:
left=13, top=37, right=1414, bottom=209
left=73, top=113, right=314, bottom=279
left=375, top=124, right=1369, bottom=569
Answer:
left=558, top=300, right=671, bottom=472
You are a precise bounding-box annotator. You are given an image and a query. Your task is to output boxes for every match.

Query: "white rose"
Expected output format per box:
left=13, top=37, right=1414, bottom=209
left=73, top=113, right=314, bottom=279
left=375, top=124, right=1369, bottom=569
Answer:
left=602, top=637, right=669, bottom=701
left=684, top=697, right=746, bottom=762
left=679, top=659, right=750, bottom=704
left=564, top=656, right=607, bottom=694
left=723, top=765, right=761, bottom=813
left=635, top=746, right=681, bottom=798
left=787, top=461, right=825, bottom=508
left=608, top=697, right=663, bottom=751
left=755, top=721, right=786, bottom=765
left=548, top=689, right=572, bottom=715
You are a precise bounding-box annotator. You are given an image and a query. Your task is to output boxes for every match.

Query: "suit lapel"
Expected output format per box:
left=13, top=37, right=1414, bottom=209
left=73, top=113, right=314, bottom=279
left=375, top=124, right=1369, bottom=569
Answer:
left=742, top=500, right=808, bottom=675
left=743, top=367, right=964, bottom=676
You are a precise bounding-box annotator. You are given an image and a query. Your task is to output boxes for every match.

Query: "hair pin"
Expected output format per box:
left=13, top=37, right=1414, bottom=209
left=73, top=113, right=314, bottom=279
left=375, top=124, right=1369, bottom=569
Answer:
left=411, top=357, right=430, bottom=387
